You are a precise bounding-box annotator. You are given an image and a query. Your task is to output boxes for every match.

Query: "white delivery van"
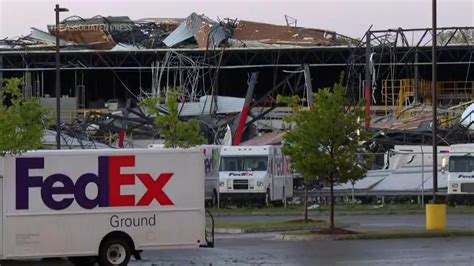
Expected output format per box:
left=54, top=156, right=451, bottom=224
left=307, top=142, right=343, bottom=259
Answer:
left=1, top=148, right=213, bottom=265
left=219, top=145, right=293, bottom=205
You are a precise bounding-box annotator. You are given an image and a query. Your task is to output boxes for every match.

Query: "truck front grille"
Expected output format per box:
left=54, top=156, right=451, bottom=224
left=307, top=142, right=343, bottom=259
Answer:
left=461, top=183, right=474, bottom=193
left=233, top=179, right=249, bottom=190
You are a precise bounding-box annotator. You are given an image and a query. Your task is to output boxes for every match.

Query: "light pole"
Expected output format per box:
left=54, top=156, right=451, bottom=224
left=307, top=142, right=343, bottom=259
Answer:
left=55, top=4, right=68, bottom=149
left=431, top=0, right=438, bottom=202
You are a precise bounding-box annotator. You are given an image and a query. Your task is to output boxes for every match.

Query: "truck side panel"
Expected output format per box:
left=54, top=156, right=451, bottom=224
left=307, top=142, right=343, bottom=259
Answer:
left=3, top=149, right=205, bottom=259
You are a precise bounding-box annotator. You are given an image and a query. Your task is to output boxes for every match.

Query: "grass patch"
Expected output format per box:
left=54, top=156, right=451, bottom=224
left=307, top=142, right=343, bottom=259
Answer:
left=209, top=205, right=303, bottom=215
left=215, top=219, right=327, bottom=232
left=336, top=228, right=474, bottom=240
left=209, top=204, right=474, bottom=215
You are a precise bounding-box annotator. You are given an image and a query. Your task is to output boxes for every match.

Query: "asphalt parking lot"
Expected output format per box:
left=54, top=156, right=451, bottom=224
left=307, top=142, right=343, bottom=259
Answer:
left=4, top=231, right=474, bottom=265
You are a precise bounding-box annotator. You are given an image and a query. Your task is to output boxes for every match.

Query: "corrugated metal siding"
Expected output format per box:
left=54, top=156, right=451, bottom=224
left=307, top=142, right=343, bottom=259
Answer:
left=162, top=21, right=194, bottom=47
left=163, top=12, right=227, bottom=48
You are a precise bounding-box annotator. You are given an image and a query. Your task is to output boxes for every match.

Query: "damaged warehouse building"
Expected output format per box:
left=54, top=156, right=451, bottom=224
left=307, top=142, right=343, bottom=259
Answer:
left=0, top=13, right=474, bottom=152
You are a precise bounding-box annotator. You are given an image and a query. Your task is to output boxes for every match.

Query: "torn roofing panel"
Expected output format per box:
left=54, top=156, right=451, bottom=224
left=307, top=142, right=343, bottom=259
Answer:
left=196, top=23, right=227, bottom=49
left=240, top=131, right=285, bottom=146
left=233, top=20, right=336, bottom=46
left=54, top=24, right=116, bottom=50
left=30, top=27, right=71, bottom=45
left=177, top=95, right=245, bottom=117
left=163, top=12, right=227, bottom=48
left=162, top=21, right=194, bottom=47
left=135, top=17, right=186, bottom=25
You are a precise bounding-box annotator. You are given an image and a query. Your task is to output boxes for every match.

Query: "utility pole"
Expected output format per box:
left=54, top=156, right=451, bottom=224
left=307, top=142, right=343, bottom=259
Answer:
left=432, top=0, right=438, bottom=202
left=55, top=4, right=68, bottom=149
left=365, top=31, right=371, bottom=128
left=303, top=64, right=313, bottom=109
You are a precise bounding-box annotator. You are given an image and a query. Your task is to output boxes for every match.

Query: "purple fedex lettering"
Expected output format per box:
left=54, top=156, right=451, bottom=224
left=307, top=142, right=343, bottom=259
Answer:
left=15, top=155, right=174, bottom=210
left=73, top=156, right=109, bottom=209
left=16, top=158, right=44, bottom=209
left=41, top=174, right=74, bottom=210
left=16, top=157, right=109, bottom=210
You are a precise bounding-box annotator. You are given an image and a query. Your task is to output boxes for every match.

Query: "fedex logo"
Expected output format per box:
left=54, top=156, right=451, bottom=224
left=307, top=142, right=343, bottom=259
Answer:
left=16, top=155, right=174, bottom=210
left=229, top=172, right=254, bottom=176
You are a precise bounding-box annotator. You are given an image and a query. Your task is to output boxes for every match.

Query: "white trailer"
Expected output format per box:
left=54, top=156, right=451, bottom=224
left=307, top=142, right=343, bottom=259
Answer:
left=443, top=144, right=474, bottom=204
left=219, top=145, right=293, bottom=205
left=1, top=148, right=213, bottom=265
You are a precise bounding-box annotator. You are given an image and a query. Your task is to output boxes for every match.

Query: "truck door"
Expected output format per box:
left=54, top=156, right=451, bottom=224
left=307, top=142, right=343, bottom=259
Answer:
left=271, top=152, right=276, bottom=201
left=269, top=155, right=274, bottom=201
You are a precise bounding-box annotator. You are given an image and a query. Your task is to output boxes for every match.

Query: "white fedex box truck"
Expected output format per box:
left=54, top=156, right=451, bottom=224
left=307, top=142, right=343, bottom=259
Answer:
left=444, top=144, right=474, bottom=204
left=219, top=145, right=293, bottom=205
left=2, top=148, right=213, bottom=265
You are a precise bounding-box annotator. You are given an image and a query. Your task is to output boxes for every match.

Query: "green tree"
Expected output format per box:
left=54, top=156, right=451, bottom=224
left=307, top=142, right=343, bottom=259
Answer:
left=0, top=77, right=51, bottom=155
left=141, top=89, right=206, bottom=148
left=280, top=75, right=372, bottom=228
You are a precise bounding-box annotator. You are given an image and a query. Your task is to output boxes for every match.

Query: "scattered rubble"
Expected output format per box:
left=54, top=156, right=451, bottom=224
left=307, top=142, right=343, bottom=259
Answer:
left=0, top=12, right=337, bottom=50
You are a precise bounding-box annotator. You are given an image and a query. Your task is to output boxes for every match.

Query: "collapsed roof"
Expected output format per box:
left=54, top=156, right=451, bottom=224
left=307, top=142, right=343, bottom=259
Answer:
left=0, top=12, right=337, bottom=50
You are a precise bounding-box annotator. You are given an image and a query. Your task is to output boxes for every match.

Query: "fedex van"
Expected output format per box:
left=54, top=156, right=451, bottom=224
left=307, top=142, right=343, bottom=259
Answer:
left=444, top=144, right=474, bottom=204
left=1, top=148, right=213, bottom=265
left=219, top=145, right=293, bottom=205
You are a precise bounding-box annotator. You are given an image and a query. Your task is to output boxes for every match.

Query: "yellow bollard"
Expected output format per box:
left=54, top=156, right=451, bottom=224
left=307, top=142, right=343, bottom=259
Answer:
left=426, top=203, right=446, bottom=230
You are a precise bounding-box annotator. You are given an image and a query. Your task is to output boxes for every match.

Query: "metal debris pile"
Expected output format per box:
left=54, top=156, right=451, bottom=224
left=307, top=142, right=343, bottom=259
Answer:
left=0, top=12, right=337, bottom=50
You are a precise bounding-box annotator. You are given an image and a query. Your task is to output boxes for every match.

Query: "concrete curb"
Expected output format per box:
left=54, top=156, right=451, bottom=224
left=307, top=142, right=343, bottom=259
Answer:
left=215, top=225, right=326, bottom=234
left=276, top=234, right=332, bottom=241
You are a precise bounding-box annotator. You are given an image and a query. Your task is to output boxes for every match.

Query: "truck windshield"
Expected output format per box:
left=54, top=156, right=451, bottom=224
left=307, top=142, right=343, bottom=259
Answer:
left=449, top=156, right=474, bottom=172
left=220, top=156, right=268, bottom=171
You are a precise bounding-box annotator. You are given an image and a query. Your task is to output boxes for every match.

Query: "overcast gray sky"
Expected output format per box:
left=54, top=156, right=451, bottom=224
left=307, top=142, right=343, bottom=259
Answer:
left=0, top=0, right=473, bottom=39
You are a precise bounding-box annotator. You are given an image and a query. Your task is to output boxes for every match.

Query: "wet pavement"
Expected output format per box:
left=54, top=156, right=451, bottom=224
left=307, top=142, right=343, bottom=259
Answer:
left=3, top=214, right=474, bottom=265
left=131, top=235, right=474, bottom=265
left=4, top=233, right=474, bottom=265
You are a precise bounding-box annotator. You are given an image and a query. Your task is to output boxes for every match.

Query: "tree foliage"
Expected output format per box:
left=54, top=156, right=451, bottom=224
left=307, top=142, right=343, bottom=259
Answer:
left=0, top=78, right=51, bottom=155
left=141, top=89, right=206, bottom=148
left=280, top=74, right=372, bottom=227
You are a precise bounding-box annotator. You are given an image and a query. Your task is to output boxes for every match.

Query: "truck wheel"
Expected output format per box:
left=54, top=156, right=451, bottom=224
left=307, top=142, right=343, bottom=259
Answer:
left=99, top=237, right=131, bottom=266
